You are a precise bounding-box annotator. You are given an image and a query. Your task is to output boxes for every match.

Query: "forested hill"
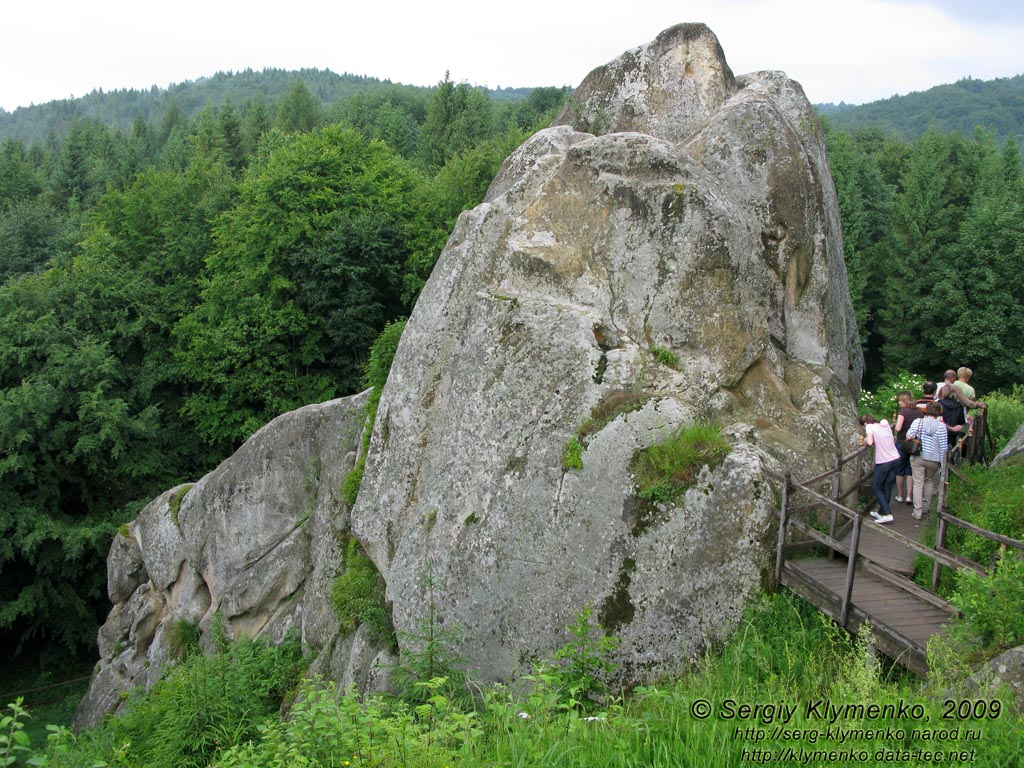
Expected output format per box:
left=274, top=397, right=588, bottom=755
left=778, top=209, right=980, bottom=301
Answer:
left=817, top=73, right=1024, bottom=144
left=0, top=67, right=537, bottom=146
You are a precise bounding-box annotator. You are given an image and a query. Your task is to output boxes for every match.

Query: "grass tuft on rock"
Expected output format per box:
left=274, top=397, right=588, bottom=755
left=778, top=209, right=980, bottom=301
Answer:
left=631, top=423, right=730, bottom=504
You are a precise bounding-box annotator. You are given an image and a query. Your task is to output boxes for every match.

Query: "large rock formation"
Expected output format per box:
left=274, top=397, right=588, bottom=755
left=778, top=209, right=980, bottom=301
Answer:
left=79, top=23, right=865, bottom=726
left=351, top=23, right=862, bottom=684
left=74, top=393, right=394, bottom=729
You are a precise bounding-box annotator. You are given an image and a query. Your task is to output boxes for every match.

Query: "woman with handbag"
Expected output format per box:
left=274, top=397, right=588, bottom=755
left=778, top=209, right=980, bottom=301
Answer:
left=893, top=390, right=922, bottom=504
left=906, top=402, right=948, bottom=521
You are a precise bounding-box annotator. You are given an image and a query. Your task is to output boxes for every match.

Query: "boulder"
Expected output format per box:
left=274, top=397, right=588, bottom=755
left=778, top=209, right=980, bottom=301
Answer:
left=74, top=393, right=384, bottom=728
left=351, top=23, right=862, bottom=684
left=992, top=420, right=1024, bottom=467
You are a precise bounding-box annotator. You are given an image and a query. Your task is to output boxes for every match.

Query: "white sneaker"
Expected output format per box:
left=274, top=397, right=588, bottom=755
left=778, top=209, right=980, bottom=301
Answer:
left=873, top=514, right=894, bottom=524
left=869, top=509, right=882, bottom=520
left=895, top=496, right=904, bottom=503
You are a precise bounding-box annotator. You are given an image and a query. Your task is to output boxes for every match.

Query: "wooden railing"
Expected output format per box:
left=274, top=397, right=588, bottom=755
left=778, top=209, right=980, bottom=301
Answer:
left=931, top=428, right=1024, bottom=588
left=772, top=440, right=1024, bottom=630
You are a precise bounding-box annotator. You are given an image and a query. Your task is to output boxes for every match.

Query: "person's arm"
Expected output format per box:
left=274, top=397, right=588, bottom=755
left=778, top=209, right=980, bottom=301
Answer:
left=863, top=427, right=875, bottom=446
left=895, top=414, right=905, bottom=434
left=948, top=386, right=985, bottom=410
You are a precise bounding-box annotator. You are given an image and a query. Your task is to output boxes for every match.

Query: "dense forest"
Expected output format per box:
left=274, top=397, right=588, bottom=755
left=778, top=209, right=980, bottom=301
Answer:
left=0, top=66, right=1022, bottom=681
left=0, top=75, right=570, bottom=666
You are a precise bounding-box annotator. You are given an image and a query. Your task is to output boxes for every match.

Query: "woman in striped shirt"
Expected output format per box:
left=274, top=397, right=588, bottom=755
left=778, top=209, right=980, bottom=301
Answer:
left=906, top=402, right=948, bottom=521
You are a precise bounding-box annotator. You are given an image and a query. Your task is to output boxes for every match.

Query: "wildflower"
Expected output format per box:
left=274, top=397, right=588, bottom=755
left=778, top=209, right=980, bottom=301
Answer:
left=517, top=711, right=531, bottom=719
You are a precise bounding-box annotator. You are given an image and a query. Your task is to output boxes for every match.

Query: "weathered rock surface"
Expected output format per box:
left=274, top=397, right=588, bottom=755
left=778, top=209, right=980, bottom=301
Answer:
left=74, top=393, right=391, bottom=729
left=992, top=421, right=1024, bottom=467
left=351, top=23, right=862, bottom=684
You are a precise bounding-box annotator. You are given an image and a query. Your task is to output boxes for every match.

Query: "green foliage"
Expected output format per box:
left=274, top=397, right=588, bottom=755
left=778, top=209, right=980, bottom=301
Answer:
left=166, top=619, right=201, bottom=660
left=108, top=630, right=305, bottom=768
left=35, top=592, right=1007, bottom=768
left=177, top=126, right=421, bottom=445
left=948, top=551, right=1024, bottom=656
left=823, top=74, right=1024, bottom=146
left=562, top=436, right=584, bottom=471
left=167, top=484, right=194, bottom=527
left=340, top=318, right=407, bottom=508
left=332, top=537, right=394, bottom=647
left=984, top=386, right=1024, bottom=452
left=857, top=371, right=926, bottom=418
left=0, top=698, right=32, bottom=767
left=391, top=569, right=467, bottom=705
left=650, top=344, right=679, bottom=370
left=631, top=423, right=730, bottom=504
left=340, top=463, right=364, bottom=507
left=945, top=459, right=1024, bottom=566
left=550, top=605, right=620, bottom=707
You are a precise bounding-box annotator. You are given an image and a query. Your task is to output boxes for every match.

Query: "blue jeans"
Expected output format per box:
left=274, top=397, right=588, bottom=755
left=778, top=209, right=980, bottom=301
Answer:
left=872, top=458, right=899, bottom=516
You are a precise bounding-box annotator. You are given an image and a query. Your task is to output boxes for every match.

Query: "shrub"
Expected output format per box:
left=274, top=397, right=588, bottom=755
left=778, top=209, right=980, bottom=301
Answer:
left=858, top=371, right=926, bottom=418
left=650, top=344, right=679, bottom=370
left=551, top=605, right=620, bottom=707
left=332, top=537, right=394, bottom=647
left=631, top=423, right=730, bottom=504
left=983, top=386, right=1024, bottom=453
left=945, top=460, right=1024, bottom=566
left=945, top=550, right=1024, bottom=660
left=167, top=619, right=201, bottom=660
left=104, top=630, right=305, bottom=768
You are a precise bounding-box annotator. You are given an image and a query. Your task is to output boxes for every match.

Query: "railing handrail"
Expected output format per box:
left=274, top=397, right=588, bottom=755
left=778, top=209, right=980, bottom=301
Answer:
left=774, top=445, right=1016, bottom=624
left=937, top=510, right=1024, bottom=554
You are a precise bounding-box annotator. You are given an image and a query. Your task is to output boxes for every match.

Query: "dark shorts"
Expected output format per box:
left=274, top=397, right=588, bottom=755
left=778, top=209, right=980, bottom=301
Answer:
left=895, top=441, right=913, bottom=476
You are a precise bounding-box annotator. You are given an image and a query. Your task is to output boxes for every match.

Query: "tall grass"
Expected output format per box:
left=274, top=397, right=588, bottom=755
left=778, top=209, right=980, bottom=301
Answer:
left=19, top=593, right=1021, bottom=767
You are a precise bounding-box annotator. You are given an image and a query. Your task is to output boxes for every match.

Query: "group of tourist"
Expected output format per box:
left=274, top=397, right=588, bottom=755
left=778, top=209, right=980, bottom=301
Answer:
left=859, top=368, right=986, bottom=525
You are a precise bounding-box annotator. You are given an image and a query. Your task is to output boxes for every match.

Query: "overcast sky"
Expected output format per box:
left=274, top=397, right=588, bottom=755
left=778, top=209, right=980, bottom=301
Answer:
left=3, top=0, right=1022, bottom=112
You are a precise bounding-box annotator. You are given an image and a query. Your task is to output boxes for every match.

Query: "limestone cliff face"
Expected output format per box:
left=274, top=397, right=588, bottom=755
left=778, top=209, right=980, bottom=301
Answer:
left=351, top=23, right=862, bottom=683
left=74, top=393, right=394, bottom=729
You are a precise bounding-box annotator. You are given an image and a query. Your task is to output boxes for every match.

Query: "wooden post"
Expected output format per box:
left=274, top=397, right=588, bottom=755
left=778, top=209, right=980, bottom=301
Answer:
left=840, top=510, right=864, bottom=627
left=774, top=468, right=791, bottom=586
left=828, top=453, right=841, bottom=561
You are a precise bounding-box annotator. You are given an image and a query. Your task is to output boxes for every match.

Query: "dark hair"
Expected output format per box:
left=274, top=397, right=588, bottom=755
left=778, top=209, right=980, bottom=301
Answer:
left=859, top=414, right=878, bottom=425
left=925, top=402, right=943, bottom=417
left=923, top=381, right=937, bottom=396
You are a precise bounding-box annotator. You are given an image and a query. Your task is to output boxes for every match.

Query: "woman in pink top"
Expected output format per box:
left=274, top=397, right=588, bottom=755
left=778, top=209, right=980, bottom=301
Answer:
left=860, top=414, right=900, bottom=524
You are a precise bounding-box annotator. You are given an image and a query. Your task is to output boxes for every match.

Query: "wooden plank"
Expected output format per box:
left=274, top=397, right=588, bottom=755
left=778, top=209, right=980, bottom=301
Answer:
left=780, top=561, right=931, bottom=675
left=782, top=558, right=949, bottom=653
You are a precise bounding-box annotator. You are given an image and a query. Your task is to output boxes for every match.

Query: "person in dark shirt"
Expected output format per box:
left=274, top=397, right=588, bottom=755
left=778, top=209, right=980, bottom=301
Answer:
left=893, top=390, right=922, bottom=504
left=937, top=384, right=967, bottom=452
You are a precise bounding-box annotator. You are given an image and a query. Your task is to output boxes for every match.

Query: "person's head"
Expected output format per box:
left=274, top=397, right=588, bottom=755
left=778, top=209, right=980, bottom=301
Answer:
left=898, top=390, right=914, bottom=407
left=859, top=414, right=878, bottom=426
left=923, top=381, right=937, bottom=397
left=957, top=366, right=973, bottom=382
left=925, top=402, right=943, bottom=418
left=944, top=369, right=957, bottom=383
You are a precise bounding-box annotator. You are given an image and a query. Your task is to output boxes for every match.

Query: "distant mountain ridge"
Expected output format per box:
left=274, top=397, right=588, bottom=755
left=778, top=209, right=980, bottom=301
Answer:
left=0, top=68, right=536, bottom=146
left=816, top=74, right=1024, bottom=144
left=4, top=66, right=1023, bottom=148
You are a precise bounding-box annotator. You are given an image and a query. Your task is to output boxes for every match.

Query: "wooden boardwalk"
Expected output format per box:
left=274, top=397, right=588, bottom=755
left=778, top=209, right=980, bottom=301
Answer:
left=780, top=501, right=957, bottom=676
left=773, top=461, right=968, bottom=677
left=773, top=420, right=1024, bottom=675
